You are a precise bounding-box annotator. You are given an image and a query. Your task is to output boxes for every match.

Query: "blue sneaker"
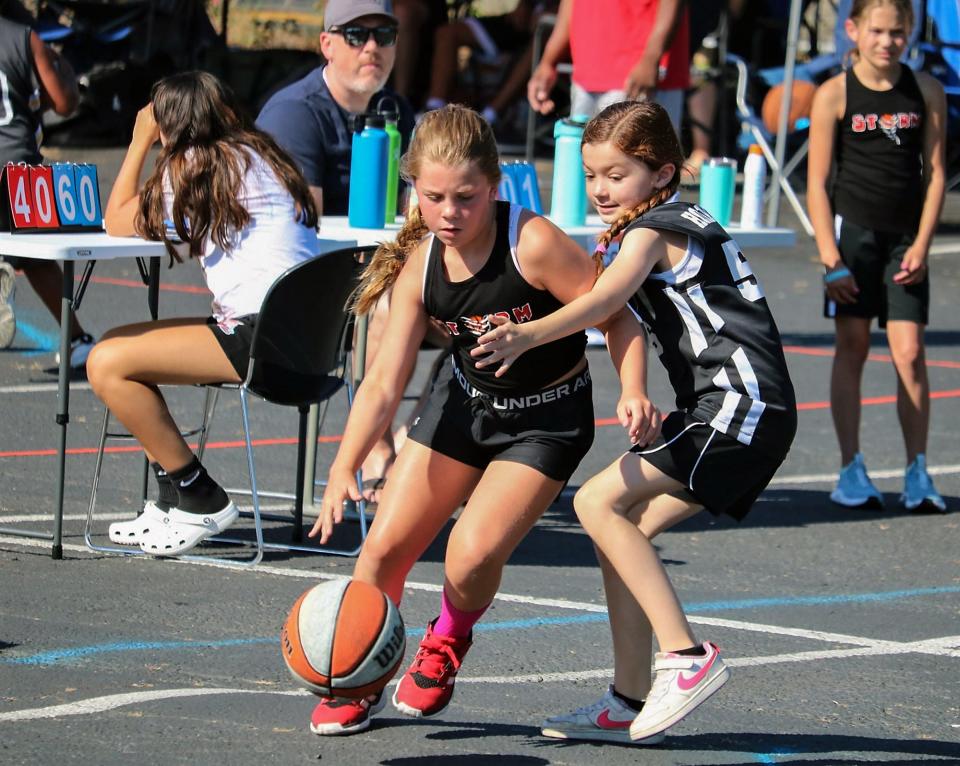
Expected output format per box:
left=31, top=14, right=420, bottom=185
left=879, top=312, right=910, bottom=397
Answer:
left=830, top=453, right=883, bottom=510
left=901, top=455, right=946, bottom=513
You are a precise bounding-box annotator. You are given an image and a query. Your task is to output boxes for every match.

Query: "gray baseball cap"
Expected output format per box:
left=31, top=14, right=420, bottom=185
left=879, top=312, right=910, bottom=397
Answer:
left=323, top=0, right=397, bottom=30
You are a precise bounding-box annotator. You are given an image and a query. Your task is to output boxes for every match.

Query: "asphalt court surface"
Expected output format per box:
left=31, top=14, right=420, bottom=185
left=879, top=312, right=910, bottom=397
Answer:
left=1, top=186, right=959, bottom=765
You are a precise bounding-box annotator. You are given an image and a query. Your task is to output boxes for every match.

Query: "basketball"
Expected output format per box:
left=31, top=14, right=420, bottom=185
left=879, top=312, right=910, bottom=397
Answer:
left=281, top=579, right=406, bottom=698
left=761, top=80, right=817, bottom=134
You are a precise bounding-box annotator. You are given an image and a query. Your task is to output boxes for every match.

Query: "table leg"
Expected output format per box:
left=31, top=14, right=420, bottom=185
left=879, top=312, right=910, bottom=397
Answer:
left=141, top=257, right=161, bottom=501
left=52, top=260, right=75, bottom=560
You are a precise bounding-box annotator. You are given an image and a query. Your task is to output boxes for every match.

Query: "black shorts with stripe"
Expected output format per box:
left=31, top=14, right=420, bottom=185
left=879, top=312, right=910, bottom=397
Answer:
left=631, top=410, right=795, bottom=521
left=406, top=355, right=595, bottom=482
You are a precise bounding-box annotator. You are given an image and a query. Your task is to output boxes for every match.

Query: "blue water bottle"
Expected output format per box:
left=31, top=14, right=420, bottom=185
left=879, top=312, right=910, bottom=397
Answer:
left=348, top=113, right=388, bottom=229
left=550, top=115, right=588, bottom=227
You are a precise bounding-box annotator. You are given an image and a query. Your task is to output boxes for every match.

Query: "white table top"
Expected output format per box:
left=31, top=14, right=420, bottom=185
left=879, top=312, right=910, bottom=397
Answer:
left=0, top=231, right=168, bottom=261
left=0, top=232, right=360, bottom=261
left=318, top=214, right=797, bottom=250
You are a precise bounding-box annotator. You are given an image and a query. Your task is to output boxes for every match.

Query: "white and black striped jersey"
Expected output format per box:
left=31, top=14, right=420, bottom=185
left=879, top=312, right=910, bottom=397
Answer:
left=625, top=202, right=796, bottom=450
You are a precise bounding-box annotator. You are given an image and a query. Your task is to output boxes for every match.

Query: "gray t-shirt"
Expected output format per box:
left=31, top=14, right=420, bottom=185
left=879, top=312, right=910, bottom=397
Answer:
left=0, top=17, right=42, bottom=164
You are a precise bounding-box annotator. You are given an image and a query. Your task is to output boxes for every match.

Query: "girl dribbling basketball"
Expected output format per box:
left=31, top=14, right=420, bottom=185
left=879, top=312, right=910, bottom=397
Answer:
left=306, top=104, right=652, bottom=735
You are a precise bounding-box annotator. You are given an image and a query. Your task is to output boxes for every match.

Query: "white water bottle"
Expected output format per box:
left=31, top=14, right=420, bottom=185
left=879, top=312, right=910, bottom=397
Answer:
left=739, top=144, right=766, bottom=229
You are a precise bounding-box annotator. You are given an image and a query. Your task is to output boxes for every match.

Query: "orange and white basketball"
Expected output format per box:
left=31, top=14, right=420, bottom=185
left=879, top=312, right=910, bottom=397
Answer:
left=281, top=579, right=406, bottom=698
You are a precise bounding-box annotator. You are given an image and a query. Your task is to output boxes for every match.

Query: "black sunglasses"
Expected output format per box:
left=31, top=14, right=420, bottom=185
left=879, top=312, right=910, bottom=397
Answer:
left=329, top=25, right=398, bottom=48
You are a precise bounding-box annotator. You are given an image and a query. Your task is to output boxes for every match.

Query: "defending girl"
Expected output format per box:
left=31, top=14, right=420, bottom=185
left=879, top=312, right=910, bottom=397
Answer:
left=89, top=71, right=319, bottom=556
left=807, top=0, right=947, bottom=512
left=473, top=101, right=798, bottom=743
left=307, top=104, right=652, bottom=736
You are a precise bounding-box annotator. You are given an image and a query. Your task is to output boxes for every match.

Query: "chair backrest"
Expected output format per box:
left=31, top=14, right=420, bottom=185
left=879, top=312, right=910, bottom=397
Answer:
left=245, top=245, right=377, bottom=405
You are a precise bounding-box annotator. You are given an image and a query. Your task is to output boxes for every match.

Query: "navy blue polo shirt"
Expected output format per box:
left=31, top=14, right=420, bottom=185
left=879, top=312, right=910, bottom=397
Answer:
left=256, top=67, right=414, bottom=216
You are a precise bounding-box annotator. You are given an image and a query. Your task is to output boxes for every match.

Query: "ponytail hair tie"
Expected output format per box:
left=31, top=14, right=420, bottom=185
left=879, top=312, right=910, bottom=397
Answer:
left=594, top=242, right=608, bottom=256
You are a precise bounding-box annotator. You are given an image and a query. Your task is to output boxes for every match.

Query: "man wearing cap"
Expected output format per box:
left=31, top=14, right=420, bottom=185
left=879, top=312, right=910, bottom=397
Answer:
left=256, top=0, right=415, bottom=216
left=257, top=0, right=417, bottom=502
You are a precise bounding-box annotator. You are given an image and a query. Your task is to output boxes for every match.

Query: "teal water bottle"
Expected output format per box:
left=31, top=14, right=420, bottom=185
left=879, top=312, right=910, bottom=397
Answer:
left=550, top=115, right=589, bottom=227
left=348, top=113, right=388, bottom=229
left=378, top=98, right=402, bottom=224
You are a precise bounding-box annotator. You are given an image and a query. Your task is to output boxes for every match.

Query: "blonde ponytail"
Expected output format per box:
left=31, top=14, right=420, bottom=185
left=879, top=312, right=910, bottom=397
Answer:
left=351, top=206, right=428, bottom=315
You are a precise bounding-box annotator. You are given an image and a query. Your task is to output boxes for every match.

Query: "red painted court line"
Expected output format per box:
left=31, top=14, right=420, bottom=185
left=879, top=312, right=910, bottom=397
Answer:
left=0, top=434, right=343, bottom=459
left=3, top=391, right=960, bottom=459
left=78, top=275, right=209, bottom=295
left=783, top=345, right=960, bottom=370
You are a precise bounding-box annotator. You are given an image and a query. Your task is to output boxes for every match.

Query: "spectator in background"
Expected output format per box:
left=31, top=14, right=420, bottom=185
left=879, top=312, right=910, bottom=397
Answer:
left=390, top=0, right=448, bottom=109
left=0, top=13, right=94, bottom=366
left=422, top=1, right=542, bottom=128
left=256, top=0, right=414, bottom=217
left=684, top=0, right=725, bottom=180
left=527, top=0, right=689, bottom=130
left=256, top=0, right=416, bottom=502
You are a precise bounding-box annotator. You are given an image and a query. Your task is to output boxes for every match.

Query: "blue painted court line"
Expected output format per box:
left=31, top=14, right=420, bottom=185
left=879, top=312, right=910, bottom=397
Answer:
left=3, top=584, right=957, bottom=667
left=8, top=317, right=57, bottom=356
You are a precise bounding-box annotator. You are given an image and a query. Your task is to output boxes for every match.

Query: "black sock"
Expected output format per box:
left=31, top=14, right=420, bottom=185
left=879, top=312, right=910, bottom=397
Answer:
left=611, top=687, right=645, bottom=712
left=167, top=456, right=229, bottom=515
left=675, top=645, right=707, bottom=657
left=151, top=462, right=178, bottom=511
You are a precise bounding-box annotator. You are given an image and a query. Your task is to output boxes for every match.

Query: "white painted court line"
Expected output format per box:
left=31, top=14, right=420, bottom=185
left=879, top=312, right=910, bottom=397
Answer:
left=0, top=382, right=92, bottom=394
left=3, top=631, right=958, bottom=723
left=769, top=463, right=960, bottom=486
left=0, top=534, right=953, bottom=655
left=929, top=240, right=960, bottom=255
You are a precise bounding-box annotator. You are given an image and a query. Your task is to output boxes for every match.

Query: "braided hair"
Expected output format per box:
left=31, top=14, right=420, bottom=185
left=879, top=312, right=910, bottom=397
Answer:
left=582, top=101, right=684, bottom=271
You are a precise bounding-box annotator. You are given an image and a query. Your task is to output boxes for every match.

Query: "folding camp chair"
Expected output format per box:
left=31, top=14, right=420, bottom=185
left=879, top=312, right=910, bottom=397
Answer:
left=84, top=246, right=376, bottom=566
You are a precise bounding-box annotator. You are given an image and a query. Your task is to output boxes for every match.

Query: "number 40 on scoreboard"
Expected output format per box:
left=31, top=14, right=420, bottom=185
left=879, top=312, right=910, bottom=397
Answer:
left=0, top=162, right=103, bottom=232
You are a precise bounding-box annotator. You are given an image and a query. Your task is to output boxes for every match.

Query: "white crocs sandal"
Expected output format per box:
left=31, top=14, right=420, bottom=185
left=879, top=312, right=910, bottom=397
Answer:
left=108, top=502, right=170, bottom=546
left=138, top=503, right=238, bottom=557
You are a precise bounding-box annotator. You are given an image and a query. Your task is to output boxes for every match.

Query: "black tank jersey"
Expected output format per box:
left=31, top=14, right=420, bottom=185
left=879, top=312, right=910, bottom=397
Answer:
left=624, top=202, right=796, bottom=450
left=832, top=66, right=925, bottom=233
left=0, top=18, right=43, bottom=164
left=422, top=201, right=586, bottom=395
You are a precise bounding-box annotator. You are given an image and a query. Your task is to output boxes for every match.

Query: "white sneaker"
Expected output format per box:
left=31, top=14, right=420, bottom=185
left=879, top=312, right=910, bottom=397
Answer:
left=541, top=685, right=666, bottom=745
left=108, top=501, right=170, bottom=546
left=830, top=453, right=883, bottom=509
left=901, top=454, right=947, bottom=513
left=54, top=333, right=96, bottom=369
left=628, top=642, right=729, bottom=741
left=0, top=260, right=16, bottom=349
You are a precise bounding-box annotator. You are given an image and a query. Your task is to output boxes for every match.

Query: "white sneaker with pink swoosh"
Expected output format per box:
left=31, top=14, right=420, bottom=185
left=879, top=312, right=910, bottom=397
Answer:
left=541, top=685, right=666, bottom=745
left=629, top=641, right=729, bottom=741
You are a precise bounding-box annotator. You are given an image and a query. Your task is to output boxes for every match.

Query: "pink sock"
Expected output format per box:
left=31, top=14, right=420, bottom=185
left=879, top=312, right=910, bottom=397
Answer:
left=433, top=588, right=489, bottom=638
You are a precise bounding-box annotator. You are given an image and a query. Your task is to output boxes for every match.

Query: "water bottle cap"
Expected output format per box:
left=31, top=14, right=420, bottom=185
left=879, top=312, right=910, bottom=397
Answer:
left=364, top=114, right=386, bottom=129
left=377, top=96, right=399, bottom=121
left=555, top=116, right=587, bottom=138
left=705, top=156, right=737, bottom=168
left=748, top=144, right=763, bottom=155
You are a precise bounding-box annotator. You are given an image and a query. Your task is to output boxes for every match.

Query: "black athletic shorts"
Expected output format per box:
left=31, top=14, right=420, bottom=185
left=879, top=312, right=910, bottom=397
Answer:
left=631, top=410, right=794, bottom=521
left=406, top=355, right=595, bottom=482
left=206, top=314, right=256, bottom=380
left=824, top=216, right=929, bottom=327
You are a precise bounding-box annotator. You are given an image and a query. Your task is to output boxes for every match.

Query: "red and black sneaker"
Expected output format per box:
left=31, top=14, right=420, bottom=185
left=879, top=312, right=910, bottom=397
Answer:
left=309, top=692, right=385, bottom=735
left=392, top=619, right=472, bottom=717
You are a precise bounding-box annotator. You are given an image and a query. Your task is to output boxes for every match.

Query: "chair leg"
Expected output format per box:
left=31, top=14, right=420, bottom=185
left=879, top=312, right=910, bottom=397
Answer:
left=293, top=406, right=308, bottom=543
left=196, top=387, right=220, bottom=460
left=83, top=406, right=113, bottom=549
left=238, top=387, right=265, bottom=564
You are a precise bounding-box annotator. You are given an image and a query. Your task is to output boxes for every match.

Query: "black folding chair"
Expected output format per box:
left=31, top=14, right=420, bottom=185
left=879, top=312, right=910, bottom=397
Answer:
left=85, top=246, right=376, bottom=566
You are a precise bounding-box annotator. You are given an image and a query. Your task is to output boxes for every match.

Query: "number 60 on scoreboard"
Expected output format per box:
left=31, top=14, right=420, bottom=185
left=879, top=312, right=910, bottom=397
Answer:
left=0, top=162, right=103, bottom=232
